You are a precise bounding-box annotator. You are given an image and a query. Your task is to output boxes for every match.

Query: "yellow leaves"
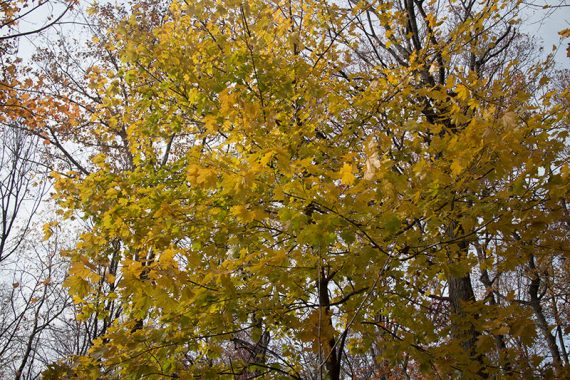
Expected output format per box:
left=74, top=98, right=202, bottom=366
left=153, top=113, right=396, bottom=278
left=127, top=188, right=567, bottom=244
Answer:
left=386, top=72, right=399, bottom=86
left=218, top=88, right=235, bottom=113
left=90, top=153, right=108, bottom=168
left=85, top=5, right=98, bottom=17
left=383, top=214, right=400, bottom=234
left=230, top=204, right=267, bottom=223
left=105, top=186, right=119, bottom=198
left=339, top=163, right=355, bottom=185
left=203, top=114, right=220, bottom=133
left=560, top=28, right=570, bottom=38
left=186, top=164, right=217, bottom=187
left=151, top=0, right=176, bottom=17
left=123, top=259, right=144, bottom=280
left=501, top=111, right=517, bottom=127
left=42, top=221, right=59, bottom=240
left=259, top=150, right=274, bottom=166
left=65, top=261, right=100, bottom=300
left=230, top=204, right=252, bottom=222
left=455, top=84, right=470, bottom=101
left=467, top=96, right=479, bottom=110
left=450, top=160, right=464, bottom=176
left=476, top=334, right=495, bottom=353
left=105, top=273, right=116, bottom=284
left=445, top=74, right=456, bottom=90
left=44, top=0, right=570, bottom=377
left=425, top=13, right=437, bottom=28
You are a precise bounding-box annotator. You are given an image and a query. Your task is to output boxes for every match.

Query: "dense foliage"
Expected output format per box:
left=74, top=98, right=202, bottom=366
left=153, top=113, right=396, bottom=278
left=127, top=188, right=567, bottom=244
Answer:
left=2, top=0, right=570, bottom=379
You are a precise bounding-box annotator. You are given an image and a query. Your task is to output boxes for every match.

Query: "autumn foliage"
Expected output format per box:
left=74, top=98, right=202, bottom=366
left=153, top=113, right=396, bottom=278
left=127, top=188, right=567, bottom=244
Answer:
left=6, top=0, right=568, bottom=378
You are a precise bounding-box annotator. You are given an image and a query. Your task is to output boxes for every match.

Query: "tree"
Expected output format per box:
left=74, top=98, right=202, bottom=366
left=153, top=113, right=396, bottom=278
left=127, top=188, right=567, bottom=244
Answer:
left=1, top=1, right=78, bottom=131
left=1, top=0, right=80, bottom=261
left=0, top=226, right=73, bottom=379
left=0, top=2, right=104, bottom=378
left=0, top=127, right=47, bottom=263
left=50, top=0, right=569, bottom=378
left=0, top=1, right=76, bottom=42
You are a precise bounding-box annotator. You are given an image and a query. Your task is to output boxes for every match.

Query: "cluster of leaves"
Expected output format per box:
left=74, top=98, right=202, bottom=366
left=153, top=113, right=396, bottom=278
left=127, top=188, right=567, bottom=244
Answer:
left=11, top=0, right=569, bottom=378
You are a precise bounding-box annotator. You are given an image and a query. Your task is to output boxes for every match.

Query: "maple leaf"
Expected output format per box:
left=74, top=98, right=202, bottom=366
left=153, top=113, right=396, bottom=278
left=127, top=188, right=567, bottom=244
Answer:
left=339, top=163, right=355, bottom=185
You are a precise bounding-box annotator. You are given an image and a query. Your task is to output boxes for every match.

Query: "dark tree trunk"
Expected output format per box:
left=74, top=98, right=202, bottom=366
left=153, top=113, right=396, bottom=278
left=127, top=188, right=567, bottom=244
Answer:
left=476, top=245, right=512, bottom=375
left=447, top=232, right=487, bottom=378
left=448, top=273, right=478, bottom=350
left=528, top=254, right=562, bottom=375
left=318, top=269, right=341, bottom=380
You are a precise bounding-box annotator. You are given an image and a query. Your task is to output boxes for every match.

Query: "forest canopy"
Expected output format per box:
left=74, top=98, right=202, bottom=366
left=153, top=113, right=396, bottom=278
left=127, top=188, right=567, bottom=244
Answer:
left=1, top=0, right=570, bottom=379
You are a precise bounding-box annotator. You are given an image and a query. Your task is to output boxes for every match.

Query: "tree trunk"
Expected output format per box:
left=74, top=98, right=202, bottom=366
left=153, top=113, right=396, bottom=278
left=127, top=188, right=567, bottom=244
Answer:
left=318, top=270, right=341, bottom=380
left=528, top=254, right=562, bottom=375
left=476, top=245, right=512, bottom=375
left=448, top=273, right=478, bottom=350
left=447, top=233, right=486, bottom=378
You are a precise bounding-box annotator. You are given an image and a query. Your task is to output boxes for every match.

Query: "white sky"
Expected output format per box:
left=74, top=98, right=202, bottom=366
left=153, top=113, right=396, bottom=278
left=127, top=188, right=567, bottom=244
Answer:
left=7, top=0, right=567, bottom=69
left=520, top=1, right=570, bottom=67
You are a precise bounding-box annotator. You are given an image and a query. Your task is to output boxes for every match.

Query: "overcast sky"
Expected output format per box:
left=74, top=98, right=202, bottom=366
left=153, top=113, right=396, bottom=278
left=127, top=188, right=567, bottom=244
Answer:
left=520, top=1, right=570, bottom=67
left=6, top=1, right=570, bottom=68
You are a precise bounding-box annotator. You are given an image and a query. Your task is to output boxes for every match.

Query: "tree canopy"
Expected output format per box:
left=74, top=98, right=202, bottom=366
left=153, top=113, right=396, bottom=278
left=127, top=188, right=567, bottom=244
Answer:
left=4, top=0, right=569, bottom=378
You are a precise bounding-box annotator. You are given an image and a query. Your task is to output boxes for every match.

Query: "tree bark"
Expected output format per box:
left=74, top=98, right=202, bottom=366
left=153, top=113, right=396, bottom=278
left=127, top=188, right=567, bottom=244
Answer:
left=318, top=269, right=341, bottom=380
left=448, top=273, right=478, bottom=350
left=476, top=244, right=512, bottom=374
left=528, top=254, right=562, bottom=375
left=447, top=233, right=486, bottom=378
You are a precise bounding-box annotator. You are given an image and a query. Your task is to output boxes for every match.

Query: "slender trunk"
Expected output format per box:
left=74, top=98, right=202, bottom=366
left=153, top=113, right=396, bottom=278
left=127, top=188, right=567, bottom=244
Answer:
left=131, top=249, right=155, bottom=333
left=248, top=317, right=270, bottom=378
left=447, top=234, right=486, bottom=378
left=15, top=292, right=46, bottom=380
left=550, top=288, right=569, bottom=365
left=318, top=269, right=341, bottom=380
left=476, top=245, right=512, bottom=374
left=448, top=273, right=478, bottom=350
left=530, top=300, right=562, bottom=372
left=528, top=254, right=562, bottom=375
left=556, top=323, right=569, bottom=366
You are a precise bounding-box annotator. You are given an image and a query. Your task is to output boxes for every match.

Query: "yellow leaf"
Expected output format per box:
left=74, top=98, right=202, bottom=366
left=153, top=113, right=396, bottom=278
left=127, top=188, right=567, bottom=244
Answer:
left=501, top=112, right=517, bottom=127
left=339, top=163, right=355, bottom=185
left=426, top=13, right=437, bottom=28
left=259, top=151, right=274, bottom=166
left=230, top=204, right=254, bottom=222
left=559, top=28, right=570, bottom=38
left=451, top=160, right=463, bottom=176
left=456, top=84, right=469, bottom=101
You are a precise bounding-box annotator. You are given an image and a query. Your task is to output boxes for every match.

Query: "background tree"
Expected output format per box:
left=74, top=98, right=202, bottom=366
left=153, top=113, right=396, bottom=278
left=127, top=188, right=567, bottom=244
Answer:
left=0, top=1, right=105, bottom=378
left=0, top=225, right=75, bottom=379
left=0, top=127, right=46, bottom=263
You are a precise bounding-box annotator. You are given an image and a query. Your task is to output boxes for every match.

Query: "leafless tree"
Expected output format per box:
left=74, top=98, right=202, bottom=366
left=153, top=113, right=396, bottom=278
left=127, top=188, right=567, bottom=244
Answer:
left=0, top=127, right=47, bottom=263
left=0, top=229, right=71, bottom=379
left=0, top=1, right=77, bottom=42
